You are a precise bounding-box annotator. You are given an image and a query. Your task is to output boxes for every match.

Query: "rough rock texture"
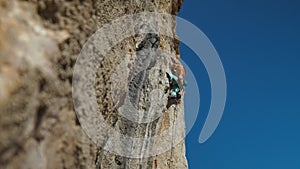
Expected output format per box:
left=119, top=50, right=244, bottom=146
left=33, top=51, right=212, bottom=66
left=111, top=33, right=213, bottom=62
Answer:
left=0, top=0, right=187, bottom=169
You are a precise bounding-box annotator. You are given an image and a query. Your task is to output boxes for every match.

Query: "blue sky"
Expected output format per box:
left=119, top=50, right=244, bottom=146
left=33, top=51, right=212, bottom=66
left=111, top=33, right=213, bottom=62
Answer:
left=178, top=0, right=300, bottom=168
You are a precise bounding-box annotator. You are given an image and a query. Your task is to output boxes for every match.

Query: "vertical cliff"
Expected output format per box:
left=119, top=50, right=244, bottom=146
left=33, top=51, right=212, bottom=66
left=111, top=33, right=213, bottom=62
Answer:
left=0, top=0, right=187, bottom=168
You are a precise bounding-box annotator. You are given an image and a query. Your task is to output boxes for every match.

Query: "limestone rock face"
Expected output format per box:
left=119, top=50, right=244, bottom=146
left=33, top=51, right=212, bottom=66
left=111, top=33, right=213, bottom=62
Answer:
left=0, top=0, right=187, bottom=169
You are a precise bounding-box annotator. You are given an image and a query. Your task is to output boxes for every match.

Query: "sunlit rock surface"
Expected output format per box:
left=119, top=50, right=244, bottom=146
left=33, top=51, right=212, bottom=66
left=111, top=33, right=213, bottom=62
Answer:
left=0, top=0, right=187, bottom=168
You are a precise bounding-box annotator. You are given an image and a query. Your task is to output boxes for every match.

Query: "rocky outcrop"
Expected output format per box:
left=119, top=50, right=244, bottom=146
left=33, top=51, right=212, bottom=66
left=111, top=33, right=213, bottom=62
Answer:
left=0, top=0, right=187, bottom=168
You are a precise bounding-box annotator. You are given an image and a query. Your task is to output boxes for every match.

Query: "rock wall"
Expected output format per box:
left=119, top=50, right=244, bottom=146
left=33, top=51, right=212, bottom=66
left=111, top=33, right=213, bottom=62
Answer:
left=0, top=0, right=187, bottom=168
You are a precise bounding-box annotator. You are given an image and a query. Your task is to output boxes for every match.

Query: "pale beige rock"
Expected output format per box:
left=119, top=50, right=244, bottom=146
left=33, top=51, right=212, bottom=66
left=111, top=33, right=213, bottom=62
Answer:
left=0, top=0, right=187, bottom=168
